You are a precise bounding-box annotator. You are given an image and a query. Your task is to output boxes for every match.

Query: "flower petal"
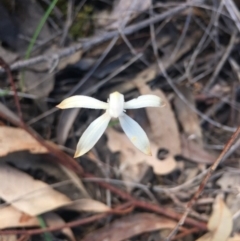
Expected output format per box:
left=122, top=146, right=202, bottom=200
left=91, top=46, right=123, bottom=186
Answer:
left=124, top=95, right=162, bottom=109
left=57, top=96, right=108, bottom=109
left=119, top=113, right=151, bottom=155
left=74, top=112, right=111, bottom=157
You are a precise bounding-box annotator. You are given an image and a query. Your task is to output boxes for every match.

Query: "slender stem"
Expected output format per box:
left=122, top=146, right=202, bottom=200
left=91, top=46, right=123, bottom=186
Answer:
left=20, top=0, right=59, bottom=90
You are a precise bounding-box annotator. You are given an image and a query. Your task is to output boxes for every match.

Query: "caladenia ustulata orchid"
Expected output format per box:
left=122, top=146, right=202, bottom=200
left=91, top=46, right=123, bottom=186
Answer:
left=57, top=92, right=162, bottom=157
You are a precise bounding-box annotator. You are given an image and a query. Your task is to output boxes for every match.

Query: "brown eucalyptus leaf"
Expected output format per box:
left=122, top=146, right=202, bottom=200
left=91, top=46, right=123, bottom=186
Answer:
left=181, top=135, right=215, bottom=164
left=0, top=164, right=71, bottom=216
left=174, top=86, right=202, bottom=141
left=107, top=128, right=177, bottom=182
left=196, top=196, right=233, bottom=241
left=0, top=126, right=48, bottom=156
left=0, top=206, right=38, bottom=229
left=82, top=213, right=176, bottom=241
left=65, top=199, right=111, bottom=213
left=135, top=84, right=181, bottom=156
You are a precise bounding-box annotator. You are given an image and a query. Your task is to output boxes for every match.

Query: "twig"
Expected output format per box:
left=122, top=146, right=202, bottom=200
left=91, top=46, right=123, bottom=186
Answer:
left=186, top=2, right=224, bottom=79
left=165, top=125, right=240, bottom=240
left=27, top=53, right=142, bottom=125
left=203, top=30, right=237, bottom=92
left=0, top=4, right=187, bottom=73
left=172, top=228, right=199, bottom=241
left=224, top=0, right=240, bottom=32
left=0, top=58, right=23, bottom=122
left=0, top=202, right=133, bottom=235
left=148, top=10, right=240, bottom=240
left=0, top=56, right=207, bottom=235
left=60, top=0, right=74, bottom=46
left=83, top=173, right=207, bottom=230
left=0, top=57, right=83, bottom=174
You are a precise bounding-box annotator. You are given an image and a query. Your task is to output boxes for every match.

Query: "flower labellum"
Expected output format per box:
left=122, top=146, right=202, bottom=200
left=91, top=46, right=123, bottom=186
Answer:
left=57, top=92, right=162, bottom=158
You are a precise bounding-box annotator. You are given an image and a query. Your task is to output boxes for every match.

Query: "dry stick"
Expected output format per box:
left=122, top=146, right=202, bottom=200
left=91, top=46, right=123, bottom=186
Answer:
left=0, top=4, right=187, bottom=73
left=0, top=57, right=83, bottom=174
left=0, top=58, right=207, bottom=234
left=0, top=59, right=23, bottom=122
left=148, top=13, right=239, bottom=240
left=0, top=202, right=134, bottom=235
left=83, top=173, right=207, bottom=230
left=203, top=31, right=237, bottom=92
left=165, top=126, right=240, bottom=241
left=172, top=227, right=199, bottom=241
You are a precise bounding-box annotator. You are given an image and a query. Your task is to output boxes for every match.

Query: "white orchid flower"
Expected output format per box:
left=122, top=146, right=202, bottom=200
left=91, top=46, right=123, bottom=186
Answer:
left=57, top=92, right=162, bottom=158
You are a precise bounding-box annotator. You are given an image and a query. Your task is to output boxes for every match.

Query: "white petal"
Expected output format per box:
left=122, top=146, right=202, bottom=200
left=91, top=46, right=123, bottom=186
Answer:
left=108, top=92, right=124, bottom=118
left=74, top=112, right=111, bottom=157
left=124, top=95, right=162, bottom=109
left=119, top=113, right=151, bottom=155
left=57, top=96, right=108, bottom=109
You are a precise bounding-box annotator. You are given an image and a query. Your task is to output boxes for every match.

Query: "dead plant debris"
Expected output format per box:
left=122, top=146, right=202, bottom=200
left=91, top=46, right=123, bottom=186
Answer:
left=0, top=0, right=240, bottom=240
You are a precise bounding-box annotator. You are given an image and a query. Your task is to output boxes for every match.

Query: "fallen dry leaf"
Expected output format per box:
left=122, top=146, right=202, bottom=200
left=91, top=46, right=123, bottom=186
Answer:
left=217, top=172, right=240, bottom=233
left=58, top=49, right=82, bottom=70
left=0, top=235, right=17, bottom=241
left=181, top=135, right=216, bottom=164
left=174, top=86, right=202, bottom=141
left=107, top=128, right=177, bottom=186
left=217, top=172, right=240, bottom=191
left=228, top=234, right=240, bottom=241
left=136, top=84, right=181, bottom=155
left=107, top=71, right=180, bottom=188
left=82, top=213, right=176, bottom=241
left=60, top=165, right=91, bottom=198
left=0, top=164, right=71, bottom=216
left=106, top=0, right=151, bottom=30
left=0, top=206, right=38, bottom=229
left=0, top=126, right=48, bottom=156
left=196, top=196, right=233, bottom=241
left=65, top=199, right=111, bottom=213
left=0, top=205, right=76, bottom=241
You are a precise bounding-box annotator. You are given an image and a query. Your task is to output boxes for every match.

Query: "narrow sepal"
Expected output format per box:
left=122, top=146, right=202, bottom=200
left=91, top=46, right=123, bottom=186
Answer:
left=124, top=95, right=161, bottom=109
left=74, top=112, right=111, bottom=157
left=57, top=96, right=108, bottom=109
left=119, top=113, right=152, bottom=155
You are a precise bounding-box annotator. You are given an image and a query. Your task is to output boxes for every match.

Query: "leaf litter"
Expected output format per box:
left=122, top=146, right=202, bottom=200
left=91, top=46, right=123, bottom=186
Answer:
left=0, top=0, right=240, bottom=240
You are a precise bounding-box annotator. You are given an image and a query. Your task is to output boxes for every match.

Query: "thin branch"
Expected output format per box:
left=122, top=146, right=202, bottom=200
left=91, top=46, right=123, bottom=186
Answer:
left=165, top=125, right=240, bottom=240
left=0, top=202, right=133, bottom=235
left=0, top=55, right=207, bottom=236
left=203, top=30, right=237, bottom=91
left=0, top=58, right=23, bottom=122
left=0, top=4, right=187, bottom=73
left=148, top=9, right=240, bottom=240
left=0, top=57, right=83, bottom=174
